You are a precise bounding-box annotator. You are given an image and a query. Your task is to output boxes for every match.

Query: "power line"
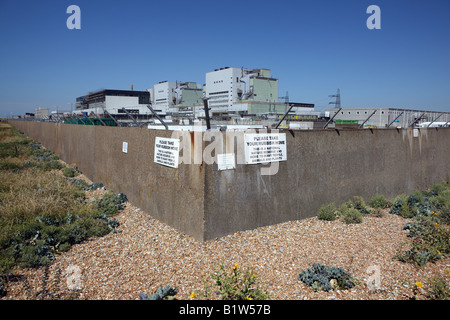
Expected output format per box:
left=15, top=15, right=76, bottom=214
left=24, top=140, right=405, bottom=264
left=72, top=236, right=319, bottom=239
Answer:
left=329, top=88, right=341, bottom=109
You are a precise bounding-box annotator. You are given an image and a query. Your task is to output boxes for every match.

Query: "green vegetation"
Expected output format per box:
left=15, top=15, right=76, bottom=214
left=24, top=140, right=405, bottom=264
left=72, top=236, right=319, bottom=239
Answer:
left=317, top=203, right=337, bottom=221
left=62, top=167, right=79, bottom=178
left=342, top=208, right=363, bottom=224
left=0, top=122, right=127, bottom=297
left=138, top=285, right=178, bottom=300
left=298, top=263, right=357, bottom=292
left=314, top=181, right=449, bottom=268
left=428, top=275, right=450, bottom=300
left=369, top=194, right=388, bottom=208
left=195, top=263, right=270, bottom=300
left=389, top=182, right=450, bottom=266
left=316, top=196, right=368, bottom=224
left=346, top=196, right=372, bottom=215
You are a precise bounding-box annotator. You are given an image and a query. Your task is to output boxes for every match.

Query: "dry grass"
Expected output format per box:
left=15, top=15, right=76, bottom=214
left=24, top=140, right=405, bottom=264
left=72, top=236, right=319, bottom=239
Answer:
left=0, top=123, right=81, bottom=227
left=0, top=170, right=85, bottom=227
left=0, top=122, right=125, bottom=278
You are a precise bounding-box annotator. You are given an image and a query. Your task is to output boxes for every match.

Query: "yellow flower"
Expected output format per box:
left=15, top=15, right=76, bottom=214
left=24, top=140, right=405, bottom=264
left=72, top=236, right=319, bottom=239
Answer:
left=246, top=296, right=253, bottom=300
left=435, top=222, right=440, bottom=227
left=253, top=274, right=257, bottom=278
left=233, top=263, right=239, bottom=270
left=437, top=250, right=441, bottom=255
left=415, top=282, right=423, bottom=288
left=190, top=292, right=196, bottom=299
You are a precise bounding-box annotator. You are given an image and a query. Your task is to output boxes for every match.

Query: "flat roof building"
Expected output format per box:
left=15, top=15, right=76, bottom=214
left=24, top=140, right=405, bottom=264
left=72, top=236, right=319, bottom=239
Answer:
left=324, top=107, right=450, bottom=128
left=75, top=89, right=151, bottom=117
left=154, top=81, right=203, bottom=115
left=73, top=67, right=315, bottom=121
left=35, top=107, right=50, bottom=119
left=204, top=67, right=314, bottom=117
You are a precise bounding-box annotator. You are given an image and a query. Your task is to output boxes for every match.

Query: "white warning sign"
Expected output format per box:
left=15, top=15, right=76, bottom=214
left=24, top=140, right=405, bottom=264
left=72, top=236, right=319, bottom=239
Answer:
left=217, top=153, right=236, bottom=171
left=244, top=133, right=287, bottom=164
left=154, top=137, right=180, bottom=168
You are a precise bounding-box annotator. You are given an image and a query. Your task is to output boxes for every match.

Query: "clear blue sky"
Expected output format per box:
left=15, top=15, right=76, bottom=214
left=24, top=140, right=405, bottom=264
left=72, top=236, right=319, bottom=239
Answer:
left=0, top=0, right=449, bottom=117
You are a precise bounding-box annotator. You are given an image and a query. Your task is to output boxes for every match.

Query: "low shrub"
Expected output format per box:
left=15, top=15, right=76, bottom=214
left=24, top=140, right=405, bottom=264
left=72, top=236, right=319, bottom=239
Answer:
left=390, top=182, right=450, bottom=266
left=342, top=208, right=363, bottom=224
left=197, top=263, right=270, bottom=300
left=0, top=183, right=126, bottom=278
left=298, top=263, right=356, bottom=292
left=82, top=182, right=104, bottom=191
left=0, top=161, right=19, bottom=171
left=390, top=194, right=414, bottom=218
left=67, top=178, right=89, bottom=189
left=0, top=126, right=98, bottom=276
left=317, top=203, right=337, bottom=221
left=62, top=167, right=79, bottom=178
left=0, top=205, right=121, bottom=271
left=336, top=203, right=349, bottom=216
left=369, top=194, right=387, bottom=208
left=428, top=275, right=450, bottom=300
left=41, top=160, right=64, bottom=171
left=431, top=189, right=450, bottom=225
left=347, top=196, right=372, bottom=214
left=397, top=215, right=449, bottom=266
left=390, top=183, right=449, bottom=220
left=138, top=285, right=177, bottom=300
left=96, top=192, right=128, bottom=217
left=372, top=207, right=385, bottom=218
left=431, top=182, right=449, bottom=197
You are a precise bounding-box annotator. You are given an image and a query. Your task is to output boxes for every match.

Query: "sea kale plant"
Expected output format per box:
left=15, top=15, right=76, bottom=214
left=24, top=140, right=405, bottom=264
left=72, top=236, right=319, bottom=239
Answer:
left=298, top=263, right=356, bottom=292
left=0, top=123, right=128, bottom=277
left=138, top=285, right=178, bottom=300
left=392, top=182, right=450, bottom=266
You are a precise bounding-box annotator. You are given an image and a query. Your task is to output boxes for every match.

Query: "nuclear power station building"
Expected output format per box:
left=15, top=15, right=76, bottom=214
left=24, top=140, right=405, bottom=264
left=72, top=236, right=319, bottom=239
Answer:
left=74, top=67, right=316, bottom=121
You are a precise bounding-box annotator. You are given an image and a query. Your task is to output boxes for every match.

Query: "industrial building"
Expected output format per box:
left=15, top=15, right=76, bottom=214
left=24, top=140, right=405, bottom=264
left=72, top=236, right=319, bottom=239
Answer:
left=324, top=107, right=450, bottom=128
left=154, top=81, right=203, bottom=115
left=75, top=89, right=151, bottom=119
left=75, top=82, right=203, bottom=119
left=203, top=67, right=315, bottom=118
left=34, top=107, right=50, bottom=119
left=72, top=67, right=316, bottom=124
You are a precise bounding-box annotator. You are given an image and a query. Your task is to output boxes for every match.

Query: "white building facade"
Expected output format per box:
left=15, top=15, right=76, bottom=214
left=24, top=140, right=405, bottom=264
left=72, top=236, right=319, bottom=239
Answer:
left=75, top=89, right=151, bottom=117
left=324, top=107, right=450, bottom=128
left=204, top=67, right=314, bottom=117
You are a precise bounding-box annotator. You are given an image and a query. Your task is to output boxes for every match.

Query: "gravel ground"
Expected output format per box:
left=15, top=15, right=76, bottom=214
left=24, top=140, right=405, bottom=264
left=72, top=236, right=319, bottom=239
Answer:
left=2, top=175, right=449, bottom=300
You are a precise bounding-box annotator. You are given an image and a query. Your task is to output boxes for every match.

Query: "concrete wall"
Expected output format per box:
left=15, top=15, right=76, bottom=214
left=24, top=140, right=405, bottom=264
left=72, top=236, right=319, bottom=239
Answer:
left=12, top=121, right=206, bottom=240
left=11, top=121, right=450, bottom=241
left=203, top=127, right=450, bottom=239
